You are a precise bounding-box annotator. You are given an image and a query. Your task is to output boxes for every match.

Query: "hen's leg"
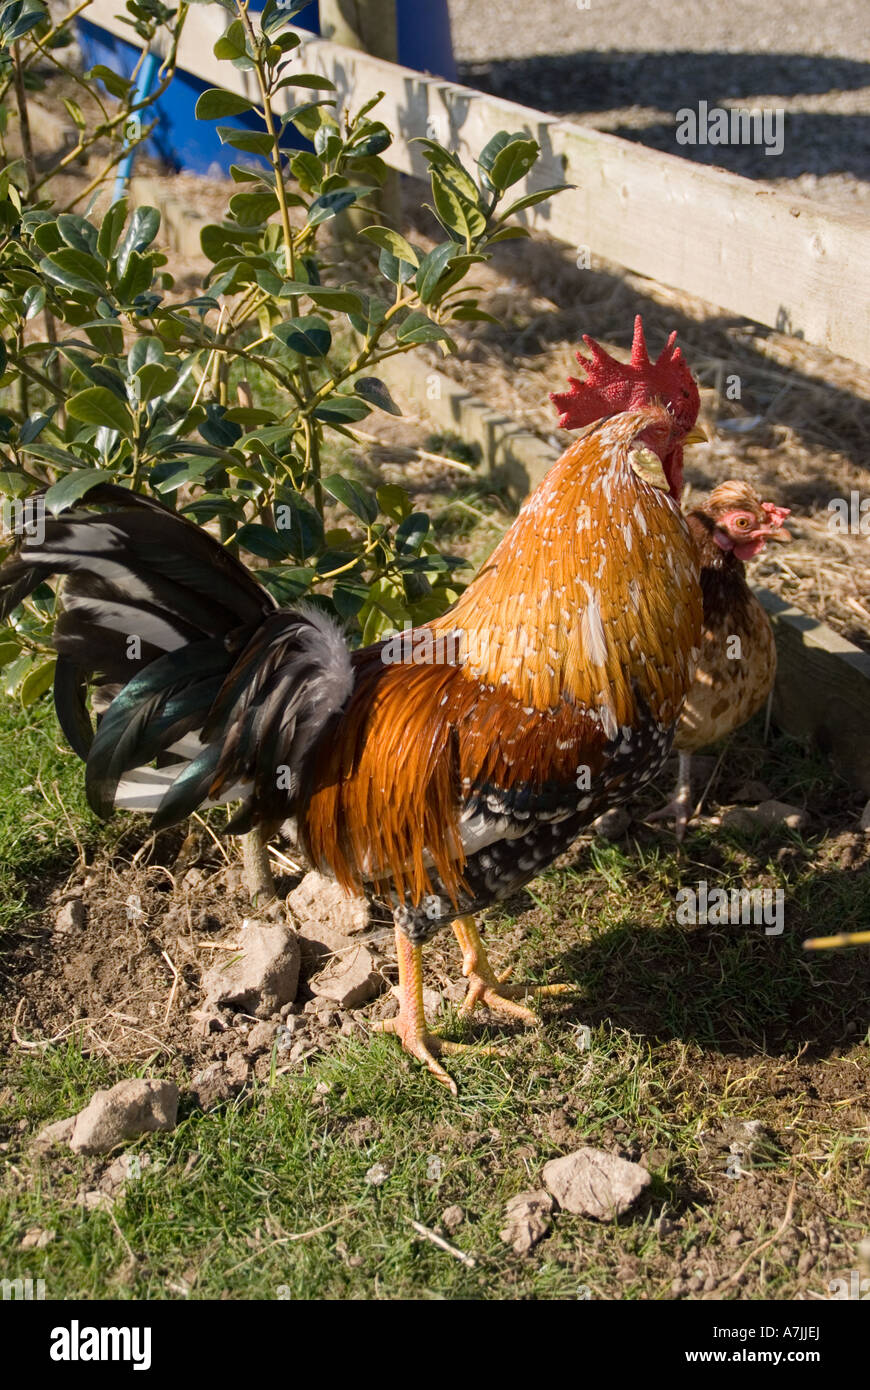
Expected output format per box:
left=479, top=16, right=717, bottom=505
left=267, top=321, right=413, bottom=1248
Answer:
left=452, top=915, right=570, bottom=1023
left=647, top=750, right=694, bottom=841
left=373, top=925, right=500, bottom=1095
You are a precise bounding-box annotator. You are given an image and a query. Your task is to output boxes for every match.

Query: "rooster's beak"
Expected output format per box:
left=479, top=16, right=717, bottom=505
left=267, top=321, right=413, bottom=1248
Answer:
left=683, top=424, right=708, bottom=445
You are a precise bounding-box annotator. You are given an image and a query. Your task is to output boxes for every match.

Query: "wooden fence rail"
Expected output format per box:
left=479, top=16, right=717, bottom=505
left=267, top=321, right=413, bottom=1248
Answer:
left=83, top=0, right=870, bottom=368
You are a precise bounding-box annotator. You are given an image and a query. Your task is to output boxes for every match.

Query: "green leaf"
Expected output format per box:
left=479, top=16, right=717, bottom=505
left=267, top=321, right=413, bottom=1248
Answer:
left=229, top=190, right=280, bottom=225
left=195, top=88, right=256, bottom=119
left=216, top=127, right=273, bottom=156
left=0, top=639, right=22, bottom=670
left=322, top=475, right=378, bottom=525
left=44, top=469, right=108, bottom=516
left=395, top=311, right=455, bottom=347
left=40, top=248, right=106, bottom=296
left=135, top=362, right=177, bottom=402
left=376, top=484, right=412, bottom=521
left=127, top=336, right=164, bottom=375
left=498, top=185, right=568, bottom=220
left=278, top=282, right=364, bottom=313
left=312, top=396, right=370, bottom=424
left=354, top=376, right=401, bottom=415
left=281, top=73, right=336, bottom=91
left=115, top=206, right=160, bottom=278
left=235, top=523, right=293, bottom=563
left=67, top=387, right=132, bottom=434
left=56, top=213, right=99, bottom=256
left=97, top=198, right=128, bottom=259
left=21, top=658, right=56, bottom=707
left=306, top=188, right=371, bottom=227
left=274, top=494, right=324, bottom=561
left=488, top=141, right=539, bottom=193
left=22, top=285, right=45, bottom=319
left=396, top=512, right=430, bottom=554
left=88, top=63, right=132, bottom=100
left=415, top=241, right=460, bottom=304
left=3, top=656, right=34, bottom=698
left=360, top=226, right=419, bottom=267
left=213, top=18, right=248, bottom=61
left=272, top=315, right=331, bottom=357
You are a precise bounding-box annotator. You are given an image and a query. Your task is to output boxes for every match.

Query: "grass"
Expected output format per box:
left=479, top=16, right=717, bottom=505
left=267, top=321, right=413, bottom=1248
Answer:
left=0, top=695, right=868, bottom=1301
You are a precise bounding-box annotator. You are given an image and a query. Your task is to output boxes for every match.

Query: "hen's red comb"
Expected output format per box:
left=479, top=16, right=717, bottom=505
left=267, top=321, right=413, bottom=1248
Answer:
left=550, top=315, right=698, bottom=430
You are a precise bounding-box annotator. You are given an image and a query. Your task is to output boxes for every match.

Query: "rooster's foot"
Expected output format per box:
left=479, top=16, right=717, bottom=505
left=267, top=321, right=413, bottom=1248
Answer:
left=452, top=916, right=571, bottom=1025
left=375, top=925, right=505, bottom=1094
left=646, top=796, right=692, bottom=842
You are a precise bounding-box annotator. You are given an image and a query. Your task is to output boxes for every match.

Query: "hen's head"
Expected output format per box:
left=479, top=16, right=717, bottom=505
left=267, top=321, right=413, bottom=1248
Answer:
left=550, top=315, right=701, bottom=500
left=704, top=480, right=791, bottom=561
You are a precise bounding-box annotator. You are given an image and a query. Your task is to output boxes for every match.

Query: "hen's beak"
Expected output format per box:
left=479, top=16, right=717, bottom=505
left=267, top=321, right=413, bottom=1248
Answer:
left=683, top=424, right=708, bottom=445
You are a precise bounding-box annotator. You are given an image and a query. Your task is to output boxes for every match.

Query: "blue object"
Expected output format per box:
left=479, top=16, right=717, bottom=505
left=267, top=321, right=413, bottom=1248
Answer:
left=112, top=47, right=161, bottom=202
left=77, top=1, right=455, bottom=178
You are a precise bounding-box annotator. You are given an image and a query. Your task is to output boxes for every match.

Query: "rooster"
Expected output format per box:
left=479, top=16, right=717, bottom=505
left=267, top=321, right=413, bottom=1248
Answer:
left=1, top=391, right=704, bottom=1092
left=551, top=318, right=790, bottom=840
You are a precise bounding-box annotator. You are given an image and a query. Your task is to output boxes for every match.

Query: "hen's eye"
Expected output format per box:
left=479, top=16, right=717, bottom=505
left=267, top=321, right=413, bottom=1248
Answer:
left=734, top=516, right=752, bottom=529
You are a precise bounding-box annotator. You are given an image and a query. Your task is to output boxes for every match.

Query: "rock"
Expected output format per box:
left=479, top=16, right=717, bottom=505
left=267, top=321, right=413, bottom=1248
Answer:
left=543, top=1146, right=651, bottom=1220
left=441, top=1205, right=465, bottom=1233
left=190, top=1057, right=249, bottom=1109
left=720, top=807, right=761, bottom=833
left=592, top=807, right=631, bottom=840
left=422, top=987, right=444, bottom=1018
left=308, top=932, right=381, bottom=1009
left=246, top=1020, right=278, bottom=1056
left=70, top=1079, right=178, bottom=1155
left=20, top=1227, right=55, bottom=1250
left=364, top=1162, right=391, bottom=1186
left=732, top=779, right=772, bottom=803
left=201, top=921, right=300, bottom=1019
left=101, top=1152, right=153, bottom=1196
left=859, top=799, right=870, bottom=832
left=287, top=870, right=370, bottom=936
left=753, top=799, right=807, bottom=831
left=55, top=899, right=86, bottom=932
left=499, top=1190, right=554, bottom=1255
left=33, top=1116, right=75, bottom=1152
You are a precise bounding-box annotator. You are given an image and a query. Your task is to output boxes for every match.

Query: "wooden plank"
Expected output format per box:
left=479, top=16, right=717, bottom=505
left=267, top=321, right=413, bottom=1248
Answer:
left=82, top=0, right=870, bottom=367
left=756, top=590, right=870, bottom=794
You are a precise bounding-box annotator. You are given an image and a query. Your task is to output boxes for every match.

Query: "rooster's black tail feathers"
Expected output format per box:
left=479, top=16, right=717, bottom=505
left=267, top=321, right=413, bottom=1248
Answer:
left=0, top=485, right=354, bottom=830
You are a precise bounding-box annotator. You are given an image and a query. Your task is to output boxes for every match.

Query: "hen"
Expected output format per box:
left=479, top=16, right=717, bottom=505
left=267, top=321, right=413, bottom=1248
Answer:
left=653, top=480, right=791, bottom=837
left=551, top=317, right=790, bottom=839
left=1, top=388, right=703, bottom=1092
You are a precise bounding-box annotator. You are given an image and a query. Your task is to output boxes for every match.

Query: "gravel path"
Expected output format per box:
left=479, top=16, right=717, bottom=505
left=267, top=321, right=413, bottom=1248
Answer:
left=447, top=0, right=870, bottom=210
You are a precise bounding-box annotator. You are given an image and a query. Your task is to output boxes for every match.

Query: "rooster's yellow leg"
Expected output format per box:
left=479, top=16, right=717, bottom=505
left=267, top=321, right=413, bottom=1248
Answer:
left=452, top=915, right=571, bottom=1024
left=373, top=927, right=502, bottom=1095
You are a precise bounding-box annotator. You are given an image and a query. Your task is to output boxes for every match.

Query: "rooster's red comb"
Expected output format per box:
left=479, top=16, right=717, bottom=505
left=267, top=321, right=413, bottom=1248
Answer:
left=550, top=314, right=698, bottom=431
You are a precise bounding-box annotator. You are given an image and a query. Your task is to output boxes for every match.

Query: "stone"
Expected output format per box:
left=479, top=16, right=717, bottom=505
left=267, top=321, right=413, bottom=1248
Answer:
left=732, top=779, right=772, bottom=803
left=20, top=1227, right=55, bottom=1250
left=308, top=932, right=381, bottom=1009
left=543, top=1146, right=651, bottom=1220
left=201, top=921, right=300, bottom=1019
left=441, top=1205, right=465, bottom=1233
left=55, top=899, right=85, bottom=932
left=720, top=807, right=761, bottom=833
left=499, top=1190, right=554, bottom=1255
left=364, top=1162, right=391, bottom=1186
left=753, top=800, right=808, bottom=830
left=69, top=1079, right=178, bottom=1155
left=287, top=870, right=370, bottom=936
left=190, top=1058, right=249, bottom=1109
left=592, top=807, right=631, bottom=840
left=246, top=1020, right=278, bottom=1056
left=859, top=799, right=870, bottom=832
left=33, top=1116, right=75, bottom=1152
